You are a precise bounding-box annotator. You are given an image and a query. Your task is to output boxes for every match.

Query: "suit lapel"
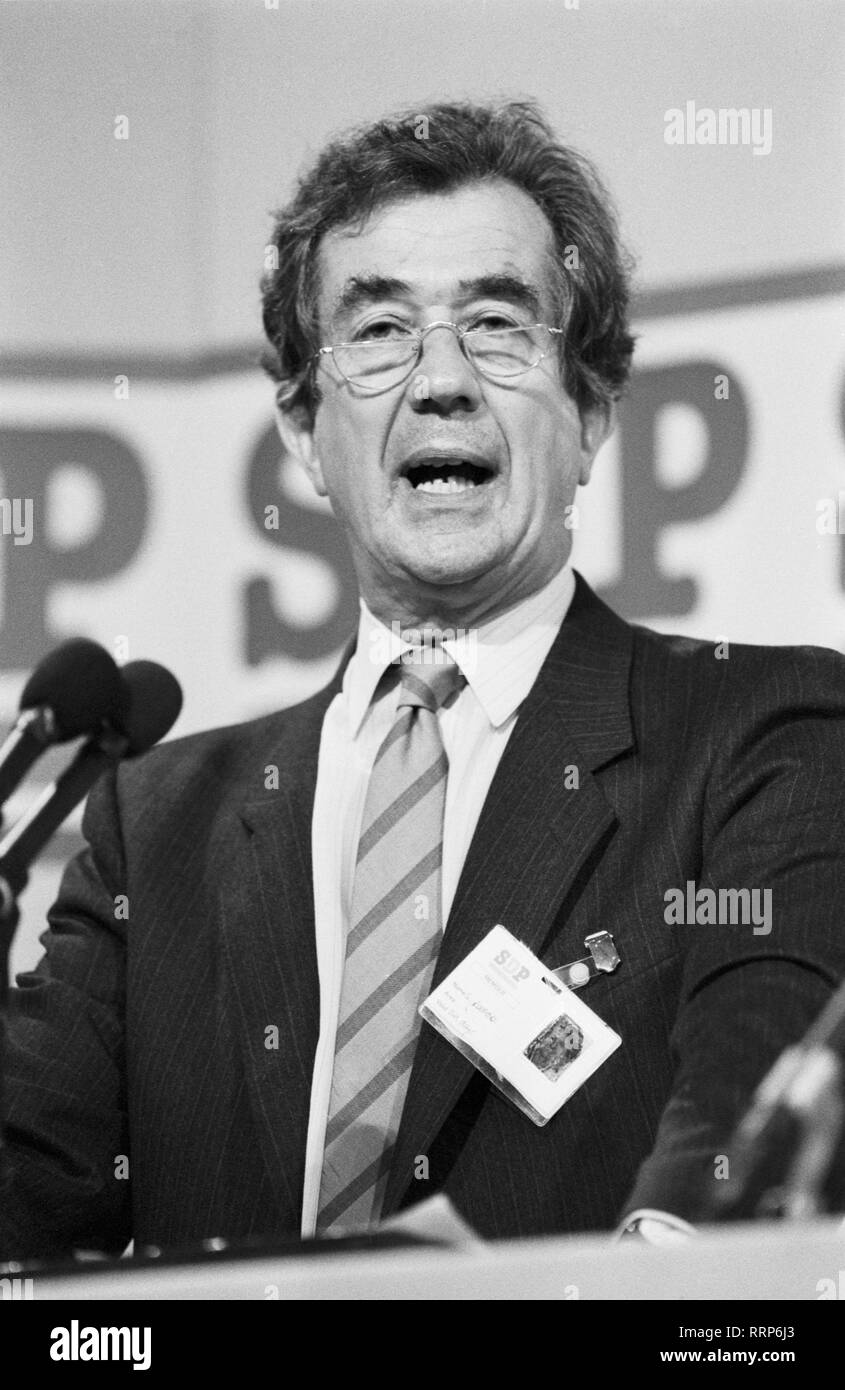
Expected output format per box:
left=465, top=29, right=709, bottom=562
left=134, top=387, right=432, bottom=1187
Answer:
left=382, top=575, right=635, bottom=1216
left=217, top=654, right=351, bottom=1226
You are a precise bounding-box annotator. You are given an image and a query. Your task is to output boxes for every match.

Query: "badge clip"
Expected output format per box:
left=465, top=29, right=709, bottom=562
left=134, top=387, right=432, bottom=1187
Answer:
left=551, top=931, right=621, bottom=991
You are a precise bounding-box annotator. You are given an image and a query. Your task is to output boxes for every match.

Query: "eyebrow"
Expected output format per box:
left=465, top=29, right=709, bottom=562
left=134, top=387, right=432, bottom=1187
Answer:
left=328, top=271, right=546, bottom=328
left=455, top=274, right=544, bottom=320
left=330, top=275, right=413, bottom=325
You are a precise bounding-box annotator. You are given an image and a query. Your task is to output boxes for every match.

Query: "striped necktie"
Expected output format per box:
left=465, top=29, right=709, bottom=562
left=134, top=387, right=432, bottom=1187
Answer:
left=316, top=646, right=466, bottom=1234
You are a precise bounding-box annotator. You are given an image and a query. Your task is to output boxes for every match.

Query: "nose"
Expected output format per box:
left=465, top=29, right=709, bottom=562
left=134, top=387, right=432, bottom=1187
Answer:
left=408, top=322, right=483, bottom=414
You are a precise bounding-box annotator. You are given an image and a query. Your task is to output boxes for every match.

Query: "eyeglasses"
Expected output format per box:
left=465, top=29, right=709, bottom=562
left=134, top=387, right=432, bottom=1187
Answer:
left=313, top=320, right=564, bottom=392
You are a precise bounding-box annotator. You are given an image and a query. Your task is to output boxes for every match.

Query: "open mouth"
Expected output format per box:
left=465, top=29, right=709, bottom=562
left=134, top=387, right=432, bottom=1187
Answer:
left=400, top=454, right=497, bottom=494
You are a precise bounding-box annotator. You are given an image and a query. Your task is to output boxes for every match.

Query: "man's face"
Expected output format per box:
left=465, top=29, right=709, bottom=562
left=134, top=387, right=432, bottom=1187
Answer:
left=279, top=179, right=611, bottom=624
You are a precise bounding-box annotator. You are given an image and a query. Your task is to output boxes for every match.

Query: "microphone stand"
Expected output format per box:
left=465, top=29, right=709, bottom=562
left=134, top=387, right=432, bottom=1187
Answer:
left=0, top=817, right=20, bottom=1199
left=711, top=980, right=845, bottom=1222
left=747, top=1046, right=844, bottom=1220
left=0, top=899, right=20, bottom=1005
left=776, top=1052, right=844, bottom=1219
left=0, top=806, right=24, bottom=1006
left=0, top=730, right=126, bottom=1196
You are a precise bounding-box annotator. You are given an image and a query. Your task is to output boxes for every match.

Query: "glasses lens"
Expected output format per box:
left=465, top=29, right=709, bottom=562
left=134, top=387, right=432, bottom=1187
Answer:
left=465, top=325, right=549, bottom=378
left=333, top=337, right=418, bottom=388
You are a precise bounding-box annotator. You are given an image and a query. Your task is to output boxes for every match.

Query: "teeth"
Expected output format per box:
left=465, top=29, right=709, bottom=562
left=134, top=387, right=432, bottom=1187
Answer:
left=415, top=475, right=477, bottom=493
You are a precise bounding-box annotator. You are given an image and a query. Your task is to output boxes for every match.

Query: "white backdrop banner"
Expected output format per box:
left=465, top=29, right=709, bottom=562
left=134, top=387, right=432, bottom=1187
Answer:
left=2, top=276, right=844, bottom=971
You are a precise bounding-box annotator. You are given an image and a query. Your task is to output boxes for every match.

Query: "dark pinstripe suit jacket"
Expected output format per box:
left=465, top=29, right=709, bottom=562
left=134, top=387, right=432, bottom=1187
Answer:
left=2, top=574, right=845, bottom=1258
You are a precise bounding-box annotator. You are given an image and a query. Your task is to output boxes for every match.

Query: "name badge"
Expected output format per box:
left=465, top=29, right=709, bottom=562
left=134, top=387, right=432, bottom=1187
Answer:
left=420, top=925, right=622, bottom=1126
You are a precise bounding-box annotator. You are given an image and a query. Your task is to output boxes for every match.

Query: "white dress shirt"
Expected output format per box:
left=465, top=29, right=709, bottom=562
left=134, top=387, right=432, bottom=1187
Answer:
left=300, top=563, right=576, bottom=1235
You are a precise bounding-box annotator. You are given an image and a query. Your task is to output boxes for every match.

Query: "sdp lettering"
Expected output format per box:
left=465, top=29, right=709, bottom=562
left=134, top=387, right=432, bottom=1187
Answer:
left=493, top=949, right=530, bottom=983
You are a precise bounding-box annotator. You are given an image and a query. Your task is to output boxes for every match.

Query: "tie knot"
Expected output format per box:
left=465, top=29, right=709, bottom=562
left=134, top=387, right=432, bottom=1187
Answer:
left=397, top=647, right=465, bottom=712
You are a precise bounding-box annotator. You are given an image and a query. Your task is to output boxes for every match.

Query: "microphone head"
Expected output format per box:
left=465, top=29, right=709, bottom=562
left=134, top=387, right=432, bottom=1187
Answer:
left=117, top=661, right=183, bottom=755
left=20, top=638, right=128, bottom=738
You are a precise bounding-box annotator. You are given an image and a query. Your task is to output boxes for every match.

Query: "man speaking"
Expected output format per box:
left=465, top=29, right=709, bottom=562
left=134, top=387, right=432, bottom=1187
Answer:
left=2, top=100, right=844, bottom=1257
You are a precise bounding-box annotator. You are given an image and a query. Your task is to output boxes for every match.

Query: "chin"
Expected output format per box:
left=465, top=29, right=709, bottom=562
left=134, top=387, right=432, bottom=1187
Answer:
left=397, top=540, right=498, bottom=591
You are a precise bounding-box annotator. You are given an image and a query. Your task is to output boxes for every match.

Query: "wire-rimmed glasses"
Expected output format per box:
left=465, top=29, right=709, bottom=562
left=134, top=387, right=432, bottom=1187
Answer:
left=313, top=320, right=564, bottom=392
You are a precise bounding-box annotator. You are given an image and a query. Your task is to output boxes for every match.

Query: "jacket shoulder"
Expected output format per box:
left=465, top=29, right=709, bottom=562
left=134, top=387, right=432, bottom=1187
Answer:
left=629, top=619, right=845, bottom=694
left=106, top=680, right=338, bottom=822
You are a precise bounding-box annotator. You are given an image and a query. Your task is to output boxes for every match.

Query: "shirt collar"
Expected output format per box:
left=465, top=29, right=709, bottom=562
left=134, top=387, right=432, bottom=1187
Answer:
left=344, top=564, right=576, bottom=736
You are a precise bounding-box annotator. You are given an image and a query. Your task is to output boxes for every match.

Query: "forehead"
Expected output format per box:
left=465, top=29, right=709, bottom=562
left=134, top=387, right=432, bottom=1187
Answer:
left=317, top=179, right=557, bottom=324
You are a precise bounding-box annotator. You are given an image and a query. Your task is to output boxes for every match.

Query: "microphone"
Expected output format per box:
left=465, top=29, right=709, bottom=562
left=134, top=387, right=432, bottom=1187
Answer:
left=0, top=660, right=183, bottom=918
left=0, top=639, right=127, bottom=810
left=710, top=980, right=845, bottom=1221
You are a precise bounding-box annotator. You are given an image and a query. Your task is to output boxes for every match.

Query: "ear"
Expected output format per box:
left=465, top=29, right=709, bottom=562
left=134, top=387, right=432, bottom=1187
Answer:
left=274, top=404, right=328, bottom=498
left=577, top=401, right=616, bottom=486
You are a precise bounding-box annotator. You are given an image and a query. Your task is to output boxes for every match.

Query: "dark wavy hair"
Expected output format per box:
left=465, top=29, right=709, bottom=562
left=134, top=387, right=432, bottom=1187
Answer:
left=260, top=99, right=635, bottom=423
